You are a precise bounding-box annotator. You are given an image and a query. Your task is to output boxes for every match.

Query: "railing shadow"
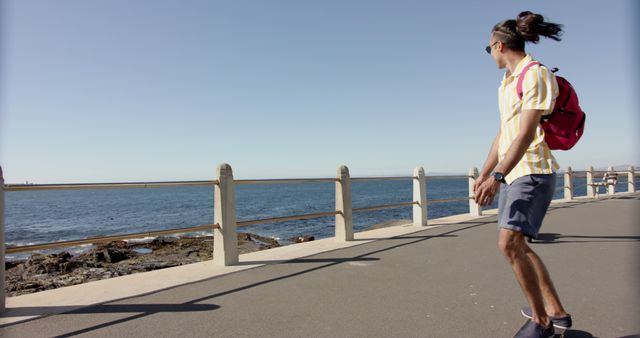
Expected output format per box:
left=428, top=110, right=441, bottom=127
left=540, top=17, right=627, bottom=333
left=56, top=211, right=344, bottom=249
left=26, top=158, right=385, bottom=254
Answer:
left=236, top=257, right=381, bottom=266
left=3, top=303, right=219, bottom=317
left=386, top=234, right=458, bottom=240
left=446, top=220, right=497, bottom=226
left=532, top=232, right=640, bottom=244
left=614, top=196, right=640, bottom=200
left=547, top=199, right=601, bottom=211
left=545, top=194, right=640, bottom=212
left=354, top=233, right=458, bottom=241
left=6, top=220, right=490, bottom=336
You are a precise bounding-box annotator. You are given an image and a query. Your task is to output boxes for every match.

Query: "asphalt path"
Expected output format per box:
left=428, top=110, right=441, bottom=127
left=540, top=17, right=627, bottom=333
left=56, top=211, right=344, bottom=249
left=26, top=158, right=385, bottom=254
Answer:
left=2, top=194, right=639, bottom=337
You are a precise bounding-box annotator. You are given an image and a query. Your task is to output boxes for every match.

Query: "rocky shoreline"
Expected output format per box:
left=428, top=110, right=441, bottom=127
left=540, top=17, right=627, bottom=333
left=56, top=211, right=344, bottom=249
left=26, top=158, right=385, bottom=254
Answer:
left=5, top=220, right=410, bottom=297
left=4, top=232, right=312, bottom=297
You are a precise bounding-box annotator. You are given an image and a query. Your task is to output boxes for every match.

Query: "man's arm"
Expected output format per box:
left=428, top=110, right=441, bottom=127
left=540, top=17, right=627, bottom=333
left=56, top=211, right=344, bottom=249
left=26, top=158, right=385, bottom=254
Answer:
left=475, top=109, right=544, bottom=206
left=493, top=109, right=544, bottom=176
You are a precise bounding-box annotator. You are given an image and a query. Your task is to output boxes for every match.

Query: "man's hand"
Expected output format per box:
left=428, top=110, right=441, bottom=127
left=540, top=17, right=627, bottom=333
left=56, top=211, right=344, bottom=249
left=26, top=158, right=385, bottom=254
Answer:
left=475, top=177, right=501, bottom=206
left=473, top=174, right=489, bottom=196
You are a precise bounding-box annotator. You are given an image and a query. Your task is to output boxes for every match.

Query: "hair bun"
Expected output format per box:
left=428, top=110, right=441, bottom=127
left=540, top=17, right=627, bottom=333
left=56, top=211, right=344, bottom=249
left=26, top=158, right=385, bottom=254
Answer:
left=492, top=11, right=563, bottom=50
left=516, top=11, right=546, bottom=43
left=516, top=11, right=542, bottom=22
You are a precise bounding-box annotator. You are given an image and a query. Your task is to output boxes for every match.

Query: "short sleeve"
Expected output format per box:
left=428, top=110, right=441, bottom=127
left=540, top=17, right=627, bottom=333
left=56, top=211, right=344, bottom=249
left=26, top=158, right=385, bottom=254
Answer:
left=521, top=66, right=558, bottom=113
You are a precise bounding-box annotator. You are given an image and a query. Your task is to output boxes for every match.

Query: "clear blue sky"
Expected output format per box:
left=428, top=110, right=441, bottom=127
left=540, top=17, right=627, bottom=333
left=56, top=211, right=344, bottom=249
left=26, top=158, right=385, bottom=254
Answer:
left=1, top=1, right=637, bottom=183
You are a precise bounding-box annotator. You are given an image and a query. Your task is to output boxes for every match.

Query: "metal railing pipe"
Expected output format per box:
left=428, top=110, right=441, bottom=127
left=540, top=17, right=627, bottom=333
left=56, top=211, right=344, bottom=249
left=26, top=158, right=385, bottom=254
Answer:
left=613, top=170, right=638, bottom=175
left=351, top=176, right=414, bottom=182
left=427, top=175, right=468, bottom=180
left=237, top=211, right=340, bottom=227
left=4, top=180, right=218, bottom=192
left=235, top=178, right=337, bottom=185
left=353, top=201, right=417, bottom=213
left=429, top=197, right=472, bottom=204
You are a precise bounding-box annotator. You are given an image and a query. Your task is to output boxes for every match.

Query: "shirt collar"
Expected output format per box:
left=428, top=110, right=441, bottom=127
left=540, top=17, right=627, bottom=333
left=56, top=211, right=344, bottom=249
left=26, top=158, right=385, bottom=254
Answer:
left=508, top=54, right=534, bottom=79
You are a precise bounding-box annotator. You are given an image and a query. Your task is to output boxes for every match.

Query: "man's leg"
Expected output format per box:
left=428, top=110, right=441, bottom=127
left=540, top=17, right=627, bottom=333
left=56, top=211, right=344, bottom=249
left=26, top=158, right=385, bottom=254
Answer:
left=498, top=228, right=550, bottom=326
left=523, top=243, right=568, bottom=317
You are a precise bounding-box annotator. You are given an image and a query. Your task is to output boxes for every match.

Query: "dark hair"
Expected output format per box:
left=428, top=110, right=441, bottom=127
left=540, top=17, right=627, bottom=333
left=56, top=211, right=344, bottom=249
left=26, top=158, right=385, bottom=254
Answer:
left=492, top=11, right=563, bottom=51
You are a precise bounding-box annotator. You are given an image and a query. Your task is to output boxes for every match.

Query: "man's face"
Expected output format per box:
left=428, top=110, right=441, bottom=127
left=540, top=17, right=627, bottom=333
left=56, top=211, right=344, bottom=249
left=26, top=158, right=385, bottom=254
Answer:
left=488, top=35, right=505, bottom=69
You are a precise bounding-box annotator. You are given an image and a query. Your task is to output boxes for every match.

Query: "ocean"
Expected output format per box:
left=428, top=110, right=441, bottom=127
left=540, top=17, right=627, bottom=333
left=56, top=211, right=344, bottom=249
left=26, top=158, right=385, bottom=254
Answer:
left=4, top=175, right=637, bottom=261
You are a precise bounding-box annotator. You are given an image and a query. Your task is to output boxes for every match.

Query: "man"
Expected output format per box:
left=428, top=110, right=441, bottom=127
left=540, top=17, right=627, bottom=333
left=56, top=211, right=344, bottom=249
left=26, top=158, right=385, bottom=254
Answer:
left=474, top=11, right=572, bottom=338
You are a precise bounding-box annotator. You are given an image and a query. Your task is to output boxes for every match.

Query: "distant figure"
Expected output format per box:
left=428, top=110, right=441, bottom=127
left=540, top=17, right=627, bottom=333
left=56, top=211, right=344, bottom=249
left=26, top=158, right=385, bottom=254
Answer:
left=603, top=171, right=618, bottom=185
left=601, top=171, right=618, bottom=195
left=474, top=11, right=572, bottom=338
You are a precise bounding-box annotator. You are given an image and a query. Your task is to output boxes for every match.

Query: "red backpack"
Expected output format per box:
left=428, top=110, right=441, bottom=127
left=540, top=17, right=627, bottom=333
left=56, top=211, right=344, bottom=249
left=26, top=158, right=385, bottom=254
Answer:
left=517, top=61, right=585, bottom=150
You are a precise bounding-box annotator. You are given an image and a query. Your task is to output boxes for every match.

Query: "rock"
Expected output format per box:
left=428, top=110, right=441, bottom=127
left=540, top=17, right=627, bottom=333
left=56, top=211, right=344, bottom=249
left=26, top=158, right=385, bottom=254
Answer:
left=104, top=248, right=132, bottom=263
left=94, top=241, right=135, bottom=263
left=4, top=232, right=282, bottom=297
left=250, top=233, right=280, bottom=247
left=23, top=252, right=73, bottom=274
left=141, top=261, right=178, bottom=271
left=19, top=281, right=43, bottom=290
left=150, top=237, right=178, bottom=249
left=59, top=261, right=81, bottom=273
left=5, top=260, right=23, bottom=270
left=289, top=235, right=315, bottom=243
left=237, top=233, right=252, bottom=242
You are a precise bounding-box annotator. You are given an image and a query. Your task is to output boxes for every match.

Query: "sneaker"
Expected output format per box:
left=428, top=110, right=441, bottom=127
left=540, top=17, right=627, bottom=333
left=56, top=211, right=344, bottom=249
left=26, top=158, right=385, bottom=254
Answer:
left=521, top=306, right=572, bottom=329
left=514, top=320, right=555, bottom=338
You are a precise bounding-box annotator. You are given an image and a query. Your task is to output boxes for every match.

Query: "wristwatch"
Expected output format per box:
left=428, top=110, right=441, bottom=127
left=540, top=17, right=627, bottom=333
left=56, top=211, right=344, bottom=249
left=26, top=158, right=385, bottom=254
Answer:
left=493, top=172, right=506, bottom=184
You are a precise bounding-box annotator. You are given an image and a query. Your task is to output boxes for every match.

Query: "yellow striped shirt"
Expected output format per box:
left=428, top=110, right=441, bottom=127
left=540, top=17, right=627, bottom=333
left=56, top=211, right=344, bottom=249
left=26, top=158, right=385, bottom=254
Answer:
left=497, top=54, right=560, bottom=184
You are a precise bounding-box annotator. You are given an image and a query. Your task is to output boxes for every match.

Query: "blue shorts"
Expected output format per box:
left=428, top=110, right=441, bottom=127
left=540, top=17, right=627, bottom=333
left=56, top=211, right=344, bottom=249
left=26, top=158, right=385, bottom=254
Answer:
left=497, top=174, right=556, bottom=239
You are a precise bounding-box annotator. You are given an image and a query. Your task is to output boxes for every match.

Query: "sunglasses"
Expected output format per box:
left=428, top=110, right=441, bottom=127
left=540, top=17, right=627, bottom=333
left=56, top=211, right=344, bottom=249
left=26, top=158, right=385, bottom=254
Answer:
left=485, top=41, right=499, bottom=54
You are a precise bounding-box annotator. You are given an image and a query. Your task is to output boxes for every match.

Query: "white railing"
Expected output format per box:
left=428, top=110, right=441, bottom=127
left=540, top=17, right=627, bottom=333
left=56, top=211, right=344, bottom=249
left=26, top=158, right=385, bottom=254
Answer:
left=562, top=165, right=637, bottom=200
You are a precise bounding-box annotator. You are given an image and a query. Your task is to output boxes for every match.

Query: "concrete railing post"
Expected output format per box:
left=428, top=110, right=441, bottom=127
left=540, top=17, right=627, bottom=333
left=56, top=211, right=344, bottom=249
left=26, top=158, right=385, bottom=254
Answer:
left=628, top=166, right=636, bottom=193
left=213, top=163, right=238, bottom=266
left=335, top=165, right=353, bottom=241
left=607, top=166, right=616, bottom=196
left=413, top=167, right=427, bottom=226
left=1, top=166, right=5, bottom=313
left=468, top=167, right=482, bottom=216
left=586, top=165, right=596, bottom=198
left=564, top=166, right=574, bottom=201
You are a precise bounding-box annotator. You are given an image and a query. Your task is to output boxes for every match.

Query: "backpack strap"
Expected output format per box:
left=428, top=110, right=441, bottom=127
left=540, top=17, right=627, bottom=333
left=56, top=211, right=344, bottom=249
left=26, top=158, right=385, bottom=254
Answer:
left=516, top=61, right=541, bottom=100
